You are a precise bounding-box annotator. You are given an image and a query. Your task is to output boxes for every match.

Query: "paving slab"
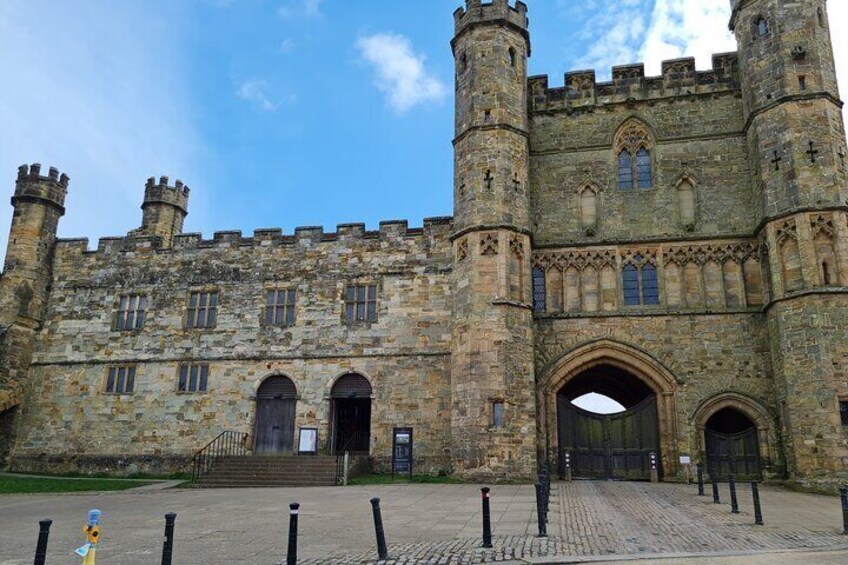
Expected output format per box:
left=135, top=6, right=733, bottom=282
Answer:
left=0, top=481, right=845, bottom=564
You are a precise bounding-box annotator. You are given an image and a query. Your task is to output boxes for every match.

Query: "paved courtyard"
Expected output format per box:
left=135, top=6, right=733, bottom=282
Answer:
left=0, top=481, right=847, bottom=564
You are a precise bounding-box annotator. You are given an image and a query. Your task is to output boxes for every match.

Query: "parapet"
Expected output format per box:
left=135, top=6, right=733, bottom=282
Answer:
left=529, top=52, right=740, bottom=114
left=12, top=163, right=69, bottom=213
left=454, top=0, right=529, bottom=37
left=143, top=176, right=190, bottom=214
left=58, top=217, right=454, bottom=257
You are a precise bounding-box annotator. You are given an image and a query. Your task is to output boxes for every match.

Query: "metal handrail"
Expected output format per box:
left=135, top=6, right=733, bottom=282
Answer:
left=190, top=430, right=249, bottom=485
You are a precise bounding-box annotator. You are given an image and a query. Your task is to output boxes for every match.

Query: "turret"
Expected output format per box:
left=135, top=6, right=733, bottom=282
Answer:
left=0, top=164, right=69, bottom=326
left=131, top=176, right=190, bottom=247
left=731, top=0, right=845, bottom=215
left=732, top=0, right=848, bottom=483
left=449, top=0, right=536, bottom=479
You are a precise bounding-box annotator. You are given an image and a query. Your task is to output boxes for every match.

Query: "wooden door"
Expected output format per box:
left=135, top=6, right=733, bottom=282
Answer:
left=254, top=398, right=296, bottom=454
left=558, top=395, right=660, bottom=480
left=705, top=427, right=761, bottom=481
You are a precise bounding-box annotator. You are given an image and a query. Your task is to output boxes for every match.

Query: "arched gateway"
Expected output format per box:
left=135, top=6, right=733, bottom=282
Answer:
left=254, top=375, right=297, bottom=454
left=539, top=340, right=678, bottom=480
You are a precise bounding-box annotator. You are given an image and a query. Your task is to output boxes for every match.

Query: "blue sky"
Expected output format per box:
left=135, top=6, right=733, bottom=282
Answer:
left=0, top=0, right=845, bottom=262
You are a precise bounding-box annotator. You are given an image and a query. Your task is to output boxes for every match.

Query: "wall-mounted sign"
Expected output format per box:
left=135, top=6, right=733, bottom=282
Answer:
left=679, top=455, right=692, bottom=465
left=392, top=427, right=413, bottom=477
left=298, top=427, right=318, bottom=455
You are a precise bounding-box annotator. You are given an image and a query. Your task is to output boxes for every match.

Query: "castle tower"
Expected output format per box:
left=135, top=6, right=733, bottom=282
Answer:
left=0, top=164, right=68, bottom=327
left=450, top=0, right=536, bottom=478
left=731, top=0, right=848, bottom=481
left=131, top=176, right=190, bottom=247
left=0, top=164, right=69, bottom=465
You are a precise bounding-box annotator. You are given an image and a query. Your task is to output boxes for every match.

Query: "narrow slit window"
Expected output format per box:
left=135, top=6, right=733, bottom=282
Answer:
left=841, top=401, right=848, bottom=427
left=492, top=402, right=505, bottom=428
left=799, top=75, right=807, bottom=91
left=532, top=267, right=547, bottom=312
left=636, top=148, right=652, bottom=188
left=756, top=17, right=768, bottom=37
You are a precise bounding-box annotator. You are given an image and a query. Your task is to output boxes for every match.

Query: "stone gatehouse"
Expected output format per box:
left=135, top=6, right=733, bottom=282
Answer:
left=1, top=0, right=847, bottom=485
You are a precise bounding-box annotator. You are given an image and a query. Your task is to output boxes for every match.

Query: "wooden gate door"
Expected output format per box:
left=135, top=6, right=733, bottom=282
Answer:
left=705, top=427, right=761, bottom=481
left=558, top=395, right=660, bottom=480
left=254, top=377, right=297, bottom=454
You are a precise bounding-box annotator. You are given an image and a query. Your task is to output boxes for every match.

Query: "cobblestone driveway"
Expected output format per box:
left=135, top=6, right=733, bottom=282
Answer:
left=1, top=481, right=846, bottom=564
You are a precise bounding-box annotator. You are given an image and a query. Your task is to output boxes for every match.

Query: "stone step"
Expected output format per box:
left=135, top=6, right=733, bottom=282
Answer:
left=196, top=455, right=340, bottom=488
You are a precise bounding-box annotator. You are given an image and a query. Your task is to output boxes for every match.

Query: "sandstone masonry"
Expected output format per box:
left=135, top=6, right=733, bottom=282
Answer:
left=1, top=0, right=847, bottom=485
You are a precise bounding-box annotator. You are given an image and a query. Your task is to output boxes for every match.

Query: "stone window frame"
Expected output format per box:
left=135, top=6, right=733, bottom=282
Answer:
left=753, top=16, right=769, bottom=38
left=622, top=254, right=661, bottom=307
left=343, top=282, right=379, bottom=324
left=491, top=399, right=506, bottom=429
left=113, top=293, right=148, bottom=332
left=532, top=266, right=547, bottom=313
left=185, top=289, right=219, bottom=330
left=177, top=363, right=210, bottom=394
left=263, top=286, right=297, bottom=328
left=614, top=119, right=655, bottom=191
left=104, top=365, right=137, bottom=395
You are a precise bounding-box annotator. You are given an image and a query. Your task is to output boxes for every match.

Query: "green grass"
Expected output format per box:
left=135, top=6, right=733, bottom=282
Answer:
left=348, top=473, right=466, bottom=486
left=0, top=475, right=155, bottom=494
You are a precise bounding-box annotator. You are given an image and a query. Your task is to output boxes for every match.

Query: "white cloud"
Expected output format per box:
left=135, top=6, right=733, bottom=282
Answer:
left=0, top=0, right=206, bottom=260
left=237, top=80, right=280, bottom=111
left=278, top=0, right=323, bottom=20
left=279, top=37, right=297, bottom=54
left=356, top=33, right=447, bottom=115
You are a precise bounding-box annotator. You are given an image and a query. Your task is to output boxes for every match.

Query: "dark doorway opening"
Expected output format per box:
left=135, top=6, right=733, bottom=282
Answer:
left=254, top=376, right=297, bottom=454
left=331, top=374, right=372, bottom=454
left=705, top=408, right=761, bottom=481
left=557, top=365, right=661, bottom=480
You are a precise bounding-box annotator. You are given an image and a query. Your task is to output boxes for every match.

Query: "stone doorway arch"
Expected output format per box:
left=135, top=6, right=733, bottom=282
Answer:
left=692, top=392, right=776, bottom=478
left=538, top=339, right=679, bottom=478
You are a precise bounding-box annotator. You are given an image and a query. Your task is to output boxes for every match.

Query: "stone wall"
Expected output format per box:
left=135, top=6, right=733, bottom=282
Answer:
left=0, top=407, right=17, bottom=468
left=529, top=84, right=755, bottom=247
left=12, top=219, right=455, bottom=475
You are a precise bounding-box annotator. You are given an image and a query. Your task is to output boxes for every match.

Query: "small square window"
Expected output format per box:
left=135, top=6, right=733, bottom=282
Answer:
left=492, top=402, right=505, bottom=428
left=265, top=289, right=297, bottom=327
left=114, top=295, right=147, bottom=331
left=186, top=291, right=218, bottom=329
left=105, top=366, right=136, bottom=395
left=345, top=284, right=378, bottom=323
left=178, top=364, right=209, bottom=393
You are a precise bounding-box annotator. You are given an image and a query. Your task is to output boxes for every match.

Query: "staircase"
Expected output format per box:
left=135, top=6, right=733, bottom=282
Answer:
left=197, top=455, right=340, bottom=488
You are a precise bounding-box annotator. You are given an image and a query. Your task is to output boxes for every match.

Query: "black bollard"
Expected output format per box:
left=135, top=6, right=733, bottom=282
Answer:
left=752, top=482, right=764, bottom=526
left=481, top=487, right=493, bottom=549
left=697, top=466, right=705, bottom=496
left=535, top=483, right=547, bottom=538
left=729, top=475, right=739, bottom=514
left=840, top=486, right=848, bottom=535
left=370, top=498, right=389, bottom=560
left=711, top=476, right=720, bottom=504
left=287, top=503, right=300, bottom=565
left=33, top=519, right=52, bottom=565
left=161, top=513, right=177, bottom=565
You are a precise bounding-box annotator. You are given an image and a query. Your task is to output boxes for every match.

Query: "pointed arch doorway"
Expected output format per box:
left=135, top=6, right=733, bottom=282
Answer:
left=254, top=375, right=297, bottom=454
left=539, top=340, right=679, bottom=480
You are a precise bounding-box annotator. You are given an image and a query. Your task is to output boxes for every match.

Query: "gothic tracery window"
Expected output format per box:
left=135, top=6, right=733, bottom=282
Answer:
left=615, top=120, right=654, bottom=190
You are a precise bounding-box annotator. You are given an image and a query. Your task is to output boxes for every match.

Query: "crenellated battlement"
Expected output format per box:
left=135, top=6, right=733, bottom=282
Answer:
left=12, top=163, right=69, bottom=211
left=55, top=217, right=454, bottom=257
left=143, top=176, right=190, bottom=213
left=453, top=0, right=528, bottom=36
left=529, top=53, right=740, bottom=114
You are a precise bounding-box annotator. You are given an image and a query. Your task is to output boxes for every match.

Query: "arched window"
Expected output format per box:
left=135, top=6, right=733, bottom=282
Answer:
left=614, top=119, right=654, bottom=191
left=508, top=47, right=517, bottom=68
left=755, top=17, right=768, bottom=37
left=622, top=255, right=660, bottom=306
left=532, top=267, right=547, bottom=312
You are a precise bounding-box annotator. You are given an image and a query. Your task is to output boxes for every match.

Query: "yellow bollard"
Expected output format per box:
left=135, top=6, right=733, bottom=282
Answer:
left=75, top=509, right=102, bottom=564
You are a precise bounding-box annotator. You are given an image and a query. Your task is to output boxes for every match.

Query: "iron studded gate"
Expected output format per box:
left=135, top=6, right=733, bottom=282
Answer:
left=558, top=395, right=661, bottom=480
